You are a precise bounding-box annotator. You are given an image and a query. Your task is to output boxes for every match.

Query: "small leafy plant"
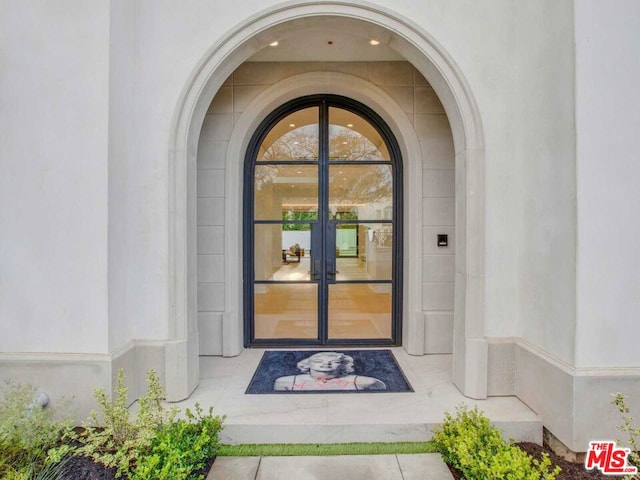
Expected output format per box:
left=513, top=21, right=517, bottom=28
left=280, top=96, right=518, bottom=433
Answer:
left=132, top=404, right=225, bottom=480
left=76, top=369, right=168, bottom=477
left=612, top=392, right=640, bottom=478
left=0, top=381, right=73, bottom=479
left=77, top=368, right=225, bottom=479
left=1, top=370, right=225, bottom=479
left=432, top=404, right=560, bottom=480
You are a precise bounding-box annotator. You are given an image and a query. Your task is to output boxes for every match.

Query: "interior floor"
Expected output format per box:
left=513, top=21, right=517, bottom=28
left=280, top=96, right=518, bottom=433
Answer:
left=255, top=257, right=392, bottom=339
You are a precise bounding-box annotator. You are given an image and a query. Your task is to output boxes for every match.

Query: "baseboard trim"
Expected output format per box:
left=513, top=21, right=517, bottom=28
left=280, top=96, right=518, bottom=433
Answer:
left=0, top=340, right=167, bottom=422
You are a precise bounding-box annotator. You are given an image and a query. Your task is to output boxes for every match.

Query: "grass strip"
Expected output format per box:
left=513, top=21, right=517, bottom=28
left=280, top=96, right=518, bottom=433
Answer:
left=217, top=441, right=437, bottom=457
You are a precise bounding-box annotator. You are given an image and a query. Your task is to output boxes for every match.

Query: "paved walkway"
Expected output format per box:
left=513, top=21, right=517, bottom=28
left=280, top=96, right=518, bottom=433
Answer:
left=207, top=454, right=454, bottom=480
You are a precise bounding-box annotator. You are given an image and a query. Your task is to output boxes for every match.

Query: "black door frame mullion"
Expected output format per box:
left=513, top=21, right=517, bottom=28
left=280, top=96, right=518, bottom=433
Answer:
left=318, top=100, right=329, bottom=343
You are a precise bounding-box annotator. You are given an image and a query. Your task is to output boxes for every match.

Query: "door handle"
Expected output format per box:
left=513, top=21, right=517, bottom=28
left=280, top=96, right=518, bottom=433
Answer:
left=326, top=223, right=337, bottom=282
left=311, top=259, right=322, bottom=281
left=310, top=223, right=321, bottom=281
left=327, top=258, right=337, bottom=281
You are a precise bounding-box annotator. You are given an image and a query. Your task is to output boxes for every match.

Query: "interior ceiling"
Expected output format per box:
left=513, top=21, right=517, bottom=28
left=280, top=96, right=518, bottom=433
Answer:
left=249, top=17, right=404, bottom=62
left=259, top=107, right=388, bottom=157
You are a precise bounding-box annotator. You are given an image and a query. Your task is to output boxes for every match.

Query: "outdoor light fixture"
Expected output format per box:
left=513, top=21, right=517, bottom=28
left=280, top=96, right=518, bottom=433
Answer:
left=28, top=392, right=49, bottom=411
left=34, top=392, right=49, bottom=407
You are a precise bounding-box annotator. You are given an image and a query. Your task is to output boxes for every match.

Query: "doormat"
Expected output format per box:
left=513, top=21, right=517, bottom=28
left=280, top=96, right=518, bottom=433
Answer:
left=245, top=350, right=413, bottom=394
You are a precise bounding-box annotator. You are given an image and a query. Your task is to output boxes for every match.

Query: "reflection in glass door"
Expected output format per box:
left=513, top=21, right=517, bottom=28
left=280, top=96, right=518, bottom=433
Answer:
left=244, top=96, right=402, bottom=346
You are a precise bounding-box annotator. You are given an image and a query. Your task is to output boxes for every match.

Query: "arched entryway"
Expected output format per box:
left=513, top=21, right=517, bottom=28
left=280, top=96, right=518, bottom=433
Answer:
left=243, top=95, right=403, bottom=346
left=168, top=2, right=486, bottom=402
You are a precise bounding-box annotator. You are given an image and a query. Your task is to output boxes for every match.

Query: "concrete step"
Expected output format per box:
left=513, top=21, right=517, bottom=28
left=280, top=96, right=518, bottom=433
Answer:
left=173, top=349, right=542, bottom=445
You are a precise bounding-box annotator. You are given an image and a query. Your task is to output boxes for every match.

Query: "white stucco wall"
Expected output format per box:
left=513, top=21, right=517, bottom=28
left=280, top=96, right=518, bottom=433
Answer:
left=108, top=0, right=139, bottom=352
left=0, top=1, right=111, bottom=354
left=513, top=0, right=577, bottom=365
left=574, top=0, right=640, bottom=368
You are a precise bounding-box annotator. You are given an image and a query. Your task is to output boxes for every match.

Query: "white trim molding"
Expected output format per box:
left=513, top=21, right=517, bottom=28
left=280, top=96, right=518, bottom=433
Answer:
left=0, top=340, right=167, bottom=420
left=483, top=337, right=640, bottom=451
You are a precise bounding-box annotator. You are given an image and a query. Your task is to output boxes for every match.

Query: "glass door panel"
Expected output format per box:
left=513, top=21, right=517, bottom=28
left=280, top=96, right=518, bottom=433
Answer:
left=258, top=107, right=319, bottom=161
left=328, top=107, right=390, bottom=160
left=255, top=284, right=318, bottom=339
left=254, top=164, right=319, bottom=220
left=335, top=224, right=392, bottom=282
left=253, top=219, right=319, bottom=340
left=327, top=221, right=393, bottom=340
left=328, top=164, right=392, bottom=220
left=254, top=223, right=312, bottom=281
left=252, top=106, right=320, bottom=341
left=328, top=284, right=392, bottom=340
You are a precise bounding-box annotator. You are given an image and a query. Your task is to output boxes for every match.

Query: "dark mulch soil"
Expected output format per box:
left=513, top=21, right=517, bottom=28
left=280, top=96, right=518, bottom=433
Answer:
left=517, top=442, right=608, bottom=480
left=58, top=455, right=215, bottom=480
left=192, top=457, right=215, bottom=479
left=60, top=456, right=117, bottom=480
left=445, top=442, right=609, bottom=480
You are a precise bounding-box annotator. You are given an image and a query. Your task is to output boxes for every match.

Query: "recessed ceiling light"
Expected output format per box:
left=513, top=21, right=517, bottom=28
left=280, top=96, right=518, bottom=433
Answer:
left=370, top=39, right=380, bottom=46
left=347, top=123, right=354, bottom=128
left=269, top=41, right=279, bottom=47
left=289, top=123, right=295, bottom=127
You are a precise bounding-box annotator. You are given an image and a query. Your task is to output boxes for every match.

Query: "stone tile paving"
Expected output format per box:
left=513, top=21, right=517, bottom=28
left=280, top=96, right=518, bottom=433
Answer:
left=207, top=454, right=453, bottom=480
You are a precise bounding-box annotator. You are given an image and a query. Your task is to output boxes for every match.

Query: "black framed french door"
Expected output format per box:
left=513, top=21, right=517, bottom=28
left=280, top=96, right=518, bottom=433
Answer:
left=243, top=95, right=402, bottom=346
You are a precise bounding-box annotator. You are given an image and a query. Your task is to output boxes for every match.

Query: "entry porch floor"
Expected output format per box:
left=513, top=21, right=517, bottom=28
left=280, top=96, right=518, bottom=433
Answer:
left=173, top=348, right=542, bottom=445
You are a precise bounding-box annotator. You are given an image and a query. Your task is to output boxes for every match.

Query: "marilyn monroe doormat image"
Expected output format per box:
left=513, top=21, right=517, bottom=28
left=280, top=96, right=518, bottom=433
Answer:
left=245, top=350, right=413, bottom=394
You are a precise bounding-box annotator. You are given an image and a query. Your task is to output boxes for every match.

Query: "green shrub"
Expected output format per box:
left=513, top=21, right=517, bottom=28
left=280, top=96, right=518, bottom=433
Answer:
left=132, top=403, right=225, bottom=480
left=78, top=369, right=225, bottom=479
left=432, top=405, right=560, bottom=480
left=0, top=382, right=73, bottom=479
left=1, top=371, right=225, bottom=479
left=77, top=369, right=167, bottom=478
left=612, top=392, right=640, bottom=475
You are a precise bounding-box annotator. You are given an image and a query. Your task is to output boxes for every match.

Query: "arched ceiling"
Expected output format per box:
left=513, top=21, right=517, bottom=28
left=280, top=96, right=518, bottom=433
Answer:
left=249, top=17, right=404, bottom=62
